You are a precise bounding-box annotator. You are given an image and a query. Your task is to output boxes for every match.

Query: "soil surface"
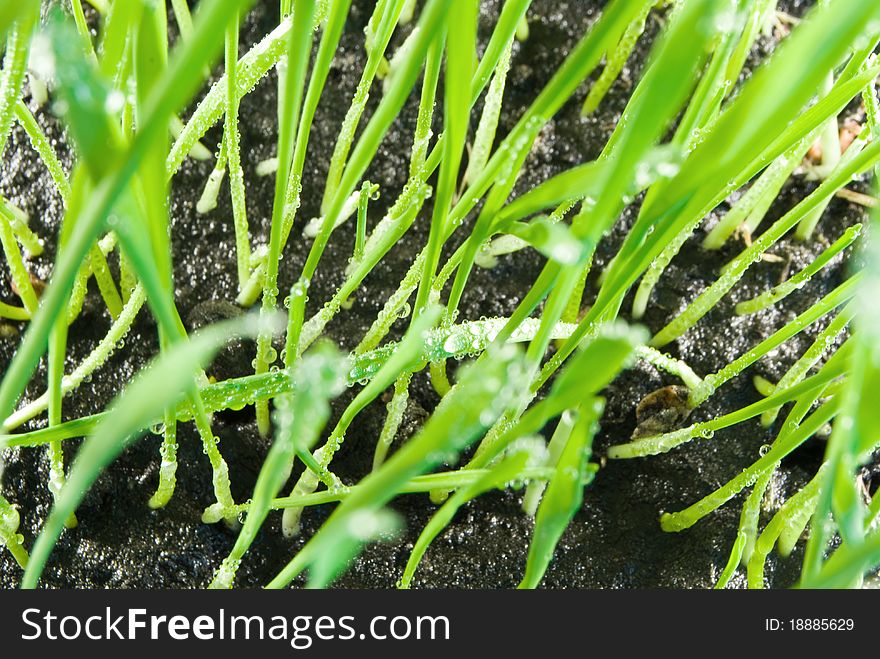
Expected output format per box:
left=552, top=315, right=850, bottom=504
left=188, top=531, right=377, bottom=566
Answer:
left=1, top=0, right=863, bottom=588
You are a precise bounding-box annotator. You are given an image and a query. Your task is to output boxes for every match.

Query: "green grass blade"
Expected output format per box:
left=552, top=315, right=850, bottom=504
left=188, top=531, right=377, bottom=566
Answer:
left=413, top=0, right=477, bottom=313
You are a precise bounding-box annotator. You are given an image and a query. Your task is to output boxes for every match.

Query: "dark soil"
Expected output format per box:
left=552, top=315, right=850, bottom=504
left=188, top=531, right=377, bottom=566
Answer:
left=1, top=0, right=863, bottom=589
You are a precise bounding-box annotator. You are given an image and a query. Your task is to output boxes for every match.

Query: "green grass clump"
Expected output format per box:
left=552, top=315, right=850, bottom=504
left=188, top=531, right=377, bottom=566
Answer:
left=1, top=0, right=880, bottom=590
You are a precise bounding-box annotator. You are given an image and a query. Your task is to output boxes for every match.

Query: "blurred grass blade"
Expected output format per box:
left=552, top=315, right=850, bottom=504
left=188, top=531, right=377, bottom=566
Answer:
left=520, top=398, right=603, bottom=589
left=267, top=343, right=528, bottom=589
left=802, top=193, right=880, bottom=587
left=0, top=0, right=37, bottom=40
left=472, top=323, right=645, bottom=468
left=21, top=314, right=281, bottom=589
left=210, top=344, right=348, bottom=589
left=280, top=305, right=443, bottom=536
left=400, top=446, right=534, bottom=589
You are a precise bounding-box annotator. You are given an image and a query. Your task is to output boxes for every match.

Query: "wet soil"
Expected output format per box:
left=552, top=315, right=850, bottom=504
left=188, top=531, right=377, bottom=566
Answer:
left=1, top=0, right=863, bottom=588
